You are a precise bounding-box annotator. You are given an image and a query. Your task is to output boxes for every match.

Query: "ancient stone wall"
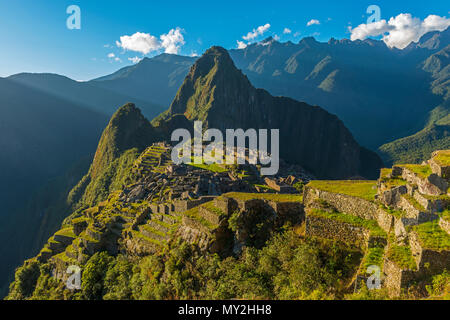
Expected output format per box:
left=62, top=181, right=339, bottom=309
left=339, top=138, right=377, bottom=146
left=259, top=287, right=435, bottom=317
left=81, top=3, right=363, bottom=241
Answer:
left=305, top=213, right=370, bottom=248
left=304, top=186, right=378, bottom=220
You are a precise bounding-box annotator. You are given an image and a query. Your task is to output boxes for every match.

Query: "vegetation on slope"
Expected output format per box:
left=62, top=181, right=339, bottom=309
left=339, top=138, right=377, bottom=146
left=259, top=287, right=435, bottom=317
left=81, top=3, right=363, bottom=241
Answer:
left=66, top=103, right=157, bottom=218
left=7, top=229, right=362, bottom=300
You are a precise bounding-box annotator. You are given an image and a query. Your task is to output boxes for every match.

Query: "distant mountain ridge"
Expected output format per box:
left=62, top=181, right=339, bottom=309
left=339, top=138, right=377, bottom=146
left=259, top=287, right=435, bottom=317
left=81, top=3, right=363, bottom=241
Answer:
left=8, top=73, right=165, bottom=120
left=90, top=54, right=196, bottom=109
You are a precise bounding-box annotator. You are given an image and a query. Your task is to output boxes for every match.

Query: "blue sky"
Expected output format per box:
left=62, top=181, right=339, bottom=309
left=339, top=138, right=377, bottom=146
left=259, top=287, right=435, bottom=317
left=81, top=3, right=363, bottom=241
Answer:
left=0, top=0, right=448, bottom=80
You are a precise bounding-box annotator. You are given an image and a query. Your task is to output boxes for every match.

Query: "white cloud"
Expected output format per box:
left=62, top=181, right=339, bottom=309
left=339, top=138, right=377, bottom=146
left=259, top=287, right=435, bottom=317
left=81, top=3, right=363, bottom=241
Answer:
left=273, top=34, right=280, bottom=41
left=116, top=32, right=161, bottom=54
left=115, top=28, right=185, bottom=55
left=237, top=40, right=248, bottom=49
left=128, top=56, right=142, bottom=64
left=160, top=27, right=185, bottom=54
left=283, top=28, right=292, bottom=34
left=307, top=19, right=320, bottom=27
left=350, top=13, right=450, bottom=49
left=114, top=57, right=122, bottom=62
left=243, top=23, right=271, bottom=40
left=107, top=53, right=115, bottom=58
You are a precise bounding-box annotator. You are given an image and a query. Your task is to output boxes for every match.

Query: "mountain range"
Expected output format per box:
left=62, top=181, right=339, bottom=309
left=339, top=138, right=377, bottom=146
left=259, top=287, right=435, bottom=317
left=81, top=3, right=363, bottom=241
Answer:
left=0, top=28, right=449, bottom=297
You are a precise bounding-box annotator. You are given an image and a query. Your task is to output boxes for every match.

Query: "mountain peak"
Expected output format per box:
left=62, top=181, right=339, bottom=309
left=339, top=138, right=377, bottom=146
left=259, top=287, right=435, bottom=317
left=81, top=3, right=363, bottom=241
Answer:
left=299, top=36, right=318, bottom=46
left=91, top=103, right=156, bottom=178
left=166, top=46, right=249, bottom=119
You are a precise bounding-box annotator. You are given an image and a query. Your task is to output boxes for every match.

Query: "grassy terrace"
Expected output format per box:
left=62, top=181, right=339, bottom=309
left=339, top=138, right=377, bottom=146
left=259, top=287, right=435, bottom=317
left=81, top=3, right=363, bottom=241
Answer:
left=55, top=227, right=76, bottom=238
left=398, top=164, right=432, bottom=179
left=413, top=220, right=450, bottom=251
left=224, top=192, right=303, bottom=202
left=307, top=180, right=377, bottom=202
left=387, top=244, right=417, bottom=270
left=140, top=224, right=167, bottom=238
left=79, top=231, right=99, bottom=243
left=433, top=150, right=450, bottom=166
left=52, top=251, right=76, bottom=264
left=151, top=219, right=175, bottom=230
left=183, top=206, right=218, bottom=230
left=71, top=216, right=90, bottom=225
left=308, top=208, right=386, bottom=238
left=203, top=201, right=226, bottom=217
left=130, top=230, right=162, bottom=246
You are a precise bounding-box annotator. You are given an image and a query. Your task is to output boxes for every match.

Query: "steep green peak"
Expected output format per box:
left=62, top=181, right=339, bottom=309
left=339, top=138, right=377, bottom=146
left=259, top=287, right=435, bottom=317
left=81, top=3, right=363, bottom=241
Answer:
left=190, top=46, right=237, bottom=79
left=168, top=46, right=252, bottom=119
left=91, top=103, right=156, bottom=178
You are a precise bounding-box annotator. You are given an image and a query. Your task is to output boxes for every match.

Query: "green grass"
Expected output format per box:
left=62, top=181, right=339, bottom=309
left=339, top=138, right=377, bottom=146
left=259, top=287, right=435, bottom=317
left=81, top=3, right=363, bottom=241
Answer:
left=441, top=209, right=450, bottom=222
left=79, top=231, right=100, bottom=243
left=203, top=202, right=226, bottom=217
left=433, top=150, right=450, bottom=166
left=361, top=247, right=385, bottom=274
left=308, top=208, right=386, bottom=238
left=379, top=176, right=407, bottom=188
left=379, top=204, right=406, bottom=218
left=71, top=216, right=90, bottom=225
left=380, top=168, right=392, bottom=179
left=387, top=244, right=417, bottom=270
left=150, top=219, right=175, bottom=230
left=413, top=220, right=450, bottom=251
left=307, top=180, right=377, bottom=202
left=187, top=156, right=228, bottom=173
left=398, top=164, right=433, bottom=179
left=224, top=192, right=303, bottom=202
left=140, top=224, right=167, bottom=238
left=402, top=194, right=426, bottom=212
left=130, top=230, right=162, bottom=246
left=40, top=247, right=52, bottom=254
left=183, top=206, right=218, bottom=230
left=54, top=227, right=76, bottom=238
left=52, top=251, right=76, bottom=264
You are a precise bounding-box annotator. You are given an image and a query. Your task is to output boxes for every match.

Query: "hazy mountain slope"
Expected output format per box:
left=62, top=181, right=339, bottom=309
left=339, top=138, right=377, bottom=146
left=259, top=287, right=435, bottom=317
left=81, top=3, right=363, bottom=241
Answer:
left=0, top=78, right=107, bottom=216
left=7, top=73, right=165, bottom=120
left=156, top=46, right=382, bottom=179
left=0, top=77, right=108, bottom=297
left=379, top=43, right=450, bottom=165
left=0, top=156, right=91, bottom=297
left=90, top=54, right=196, bottom=109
